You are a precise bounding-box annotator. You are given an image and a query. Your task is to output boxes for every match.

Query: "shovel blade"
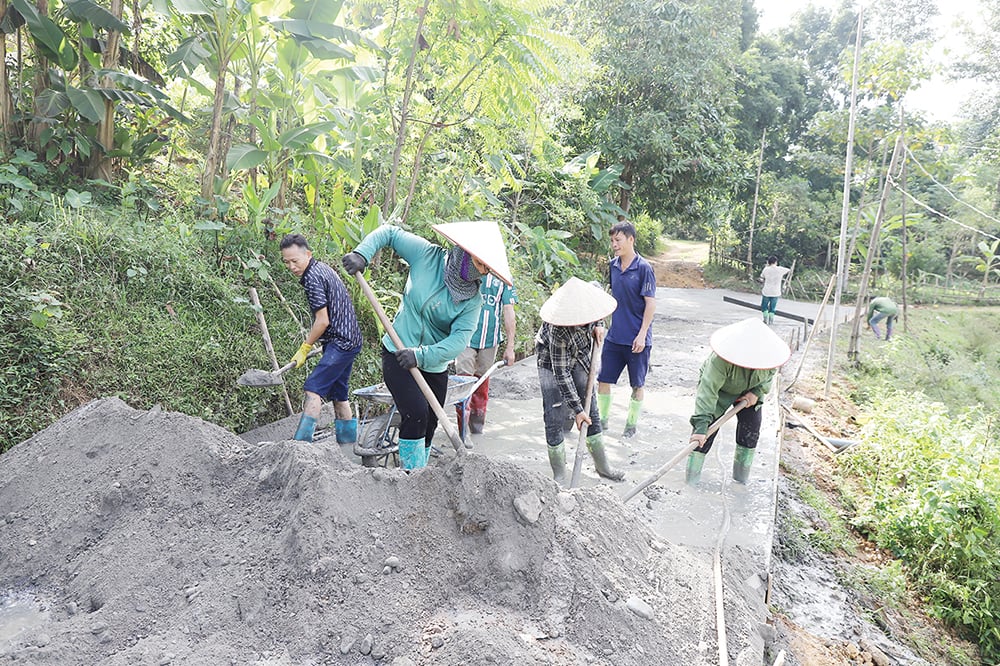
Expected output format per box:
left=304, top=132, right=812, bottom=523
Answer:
left=237, top=368, right=285, bottom=387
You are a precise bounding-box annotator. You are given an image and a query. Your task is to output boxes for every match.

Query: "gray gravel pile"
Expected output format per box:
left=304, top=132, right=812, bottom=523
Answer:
left=0, top=397, right=753, bottom=665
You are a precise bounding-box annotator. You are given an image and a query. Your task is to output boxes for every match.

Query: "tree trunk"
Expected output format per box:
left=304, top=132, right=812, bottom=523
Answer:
left=746, top=128, right=766, bottom=278
left=847, top=135, right=903, bottom=360
left=91, top=0, right=124, bottom=181
left=27, top=0, right=50, bottom=148
left=618, top=162, right=634, bottom=215
left=0, top=0, right=11, bottom=155
left=200, top=55, right=231, bottom=199
left=385, top=0, right=431, bottom=214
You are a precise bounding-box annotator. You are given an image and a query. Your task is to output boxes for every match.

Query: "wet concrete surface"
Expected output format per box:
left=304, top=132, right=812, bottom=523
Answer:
left=470, top=288, right=838, bottom=555
left=445, top=287, right=841, bottom=661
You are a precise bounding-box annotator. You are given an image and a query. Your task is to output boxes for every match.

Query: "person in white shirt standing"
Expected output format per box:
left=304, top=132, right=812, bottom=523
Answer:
left=760, top=255, right=791, bottom=325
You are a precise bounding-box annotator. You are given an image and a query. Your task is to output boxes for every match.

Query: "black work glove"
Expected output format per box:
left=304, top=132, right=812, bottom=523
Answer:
left=342, top=252, right=367, bottom=275
left=395, top=348, right=418, bottom=370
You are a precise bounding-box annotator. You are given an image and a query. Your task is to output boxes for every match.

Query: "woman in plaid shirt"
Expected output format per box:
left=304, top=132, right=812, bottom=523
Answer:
left=536, top=278, right=626, bottom=484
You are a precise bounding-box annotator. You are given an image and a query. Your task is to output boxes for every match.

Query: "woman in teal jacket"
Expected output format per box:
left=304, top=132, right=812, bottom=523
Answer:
left=343, top=223, right=512, bottom=469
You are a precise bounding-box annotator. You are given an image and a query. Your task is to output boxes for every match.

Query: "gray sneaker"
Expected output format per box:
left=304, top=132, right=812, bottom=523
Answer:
left=622, top=425, right=637, bottom=438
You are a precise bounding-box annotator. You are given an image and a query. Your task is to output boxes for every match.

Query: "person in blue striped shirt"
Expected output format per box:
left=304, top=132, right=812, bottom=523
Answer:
left=280, top=234, right=363, bottom=445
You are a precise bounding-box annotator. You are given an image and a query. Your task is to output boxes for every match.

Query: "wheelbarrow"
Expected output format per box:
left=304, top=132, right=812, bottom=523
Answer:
left=352, top=360, right=506, bottom=468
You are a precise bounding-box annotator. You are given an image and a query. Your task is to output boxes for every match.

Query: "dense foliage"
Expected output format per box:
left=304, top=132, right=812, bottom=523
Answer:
left=844, top=308, right=1000, bottom=660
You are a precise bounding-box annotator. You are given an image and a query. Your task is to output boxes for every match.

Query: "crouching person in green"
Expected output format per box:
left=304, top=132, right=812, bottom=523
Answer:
left=280, top=234, right=363, bottom=444
left=686, top=318, right=790, bottom=485
left=537, top=278, right=625, bottom=484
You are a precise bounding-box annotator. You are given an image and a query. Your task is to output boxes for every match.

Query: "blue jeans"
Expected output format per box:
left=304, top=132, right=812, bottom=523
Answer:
left=761, top=295, right=779, bottom=315
left=869, top=313, right=895, bottom=340
left=538, top=364, right=601, bottom=448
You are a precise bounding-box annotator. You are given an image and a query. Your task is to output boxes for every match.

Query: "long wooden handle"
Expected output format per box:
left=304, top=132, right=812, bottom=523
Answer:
left=622, top=399, right=750, bottom=503
left=352, top=270, right=466, bottom=454
left=250, top=286, right=293, bottom=415
left=569, top=338, right=602, bottom=488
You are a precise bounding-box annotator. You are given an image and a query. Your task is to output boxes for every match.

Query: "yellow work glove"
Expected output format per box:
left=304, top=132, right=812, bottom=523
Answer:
left=290, top=342, right=313, bottom=368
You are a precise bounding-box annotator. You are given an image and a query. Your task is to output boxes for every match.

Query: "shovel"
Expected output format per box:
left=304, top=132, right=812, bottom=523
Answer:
left=569, top=336, right=602, bottom=489
left=350, top=270, right=467, bottom=455
left=237, top=347, right=320, bottom=387
left=622, top=398, right=749, bottom=503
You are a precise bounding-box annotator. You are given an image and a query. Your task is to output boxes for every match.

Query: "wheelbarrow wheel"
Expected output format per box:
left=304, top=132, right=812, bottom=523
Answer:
left=356, top=411, right=401, bottom=468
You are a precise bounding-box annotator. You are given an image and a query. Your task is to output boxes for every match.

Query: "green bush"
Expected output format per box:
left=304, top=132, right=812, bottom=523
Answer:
left=630, top=211, right=663, bottom=256
left=0, top=202, right=330, bottom=450
left=840, top=394, right=1000, bottom=661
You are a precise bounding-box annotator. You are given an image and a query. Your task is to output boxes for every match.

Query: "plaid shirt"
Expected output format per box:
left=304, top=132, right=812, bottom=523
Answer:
left=535, top=321, right=599, bottom=416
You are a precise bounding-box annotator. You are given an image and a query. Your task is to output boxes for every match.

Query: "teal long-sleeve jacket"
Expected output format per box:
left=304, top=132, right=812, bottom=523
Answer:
left=354, top=225, right=481, bottom=373
left=689, top=353, right=776, bottom=434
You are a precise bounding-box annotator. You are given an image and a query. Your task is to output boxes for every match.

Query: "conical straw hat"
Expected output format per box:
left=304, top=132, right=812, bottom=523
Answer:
left=539, top=277, right=617, bottom=326
left=431, top=221, right=513, bottom=286
left=709, top=318, right=791, bottom=369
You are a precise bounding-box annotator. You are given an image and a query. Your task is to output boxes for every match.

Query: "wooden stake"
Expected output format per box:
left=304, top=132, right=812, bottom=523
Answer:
left=249, top=287, right=294, bottom=416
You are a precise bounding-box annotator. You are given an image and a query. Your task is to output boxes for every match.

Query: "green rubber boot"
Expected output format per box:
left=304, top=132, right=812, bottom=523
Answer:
left=685, top=451, right=706, bottom=485
left=398, top=437, right=427, bottom=470
left=732, top=445, right=756, bottom=484
left=597, top=392, right=612, bottom=430
left=623, top=398, right=643, bottom=438
left=547, top=442, right=567, bottom=484
left=586, top=434, right=625, bottom=481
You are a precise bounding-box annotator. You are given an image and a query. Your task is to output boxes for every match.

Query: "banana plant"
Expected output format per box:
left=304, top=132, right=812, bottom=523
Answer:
left=222, top=0, right=376, bottom=211
left=164, top=0, right=253, bottom=198
left=4, top=0, right=178, bottom=176
left=975, top=239, right=1000, bottom=297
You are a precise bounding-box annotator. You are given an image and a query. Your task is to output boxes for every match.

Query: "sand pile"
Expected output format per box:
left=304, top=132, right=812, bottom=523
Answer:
left=1, top=397, right=755, bottom=665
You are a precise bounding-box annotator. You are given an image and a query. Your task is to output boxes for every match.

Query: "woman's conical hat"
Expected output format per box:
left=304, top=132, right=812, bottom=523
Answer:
left=539, top=277, right=617, bottom=326
left=431, top=221, right=513, bottom=286
left=709, top=318, right=791, bottom=369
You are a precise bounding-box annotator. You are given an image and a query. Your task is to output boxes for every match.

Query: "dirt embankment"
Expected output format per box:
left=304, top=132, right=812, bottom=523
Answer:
left=1, top=397, right=758, bottom=665
left=646, top=240, right=708, bottom=289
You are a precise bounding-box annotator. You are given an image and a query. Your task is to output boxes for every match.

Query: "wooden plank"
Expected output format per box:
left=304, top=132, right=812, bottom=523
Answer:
left=780, top=404, right=840, bottom=453
left=722, top=295, right=815, bottom=325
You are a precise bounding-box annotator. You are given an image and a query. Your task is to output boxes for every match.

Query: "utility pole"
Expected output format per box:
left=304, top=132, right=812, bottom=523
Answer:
left=825, top=7, right=864, bottom=397
left=899, top=105, right=909, bottom=332
left=848, top=135, right=905, bottom=360
left=747, top=128, right=766, bottom=278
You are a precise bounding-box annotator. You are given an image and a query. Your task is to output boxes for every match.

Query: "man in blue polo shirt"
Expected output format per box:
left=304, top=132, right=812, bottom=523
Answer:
left=597, top=220, right=656, bottom=439
left=280, top=234, right=363, bottom=444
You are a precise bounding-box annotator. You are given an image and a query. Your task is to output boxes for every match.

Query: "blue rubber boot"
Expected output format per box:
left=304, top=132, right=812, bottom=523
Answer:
left=398, top=437, right=427, bottom=470
left=335, top=418, right=358, bottom=444
left=293, top=415, right=317, bottom=442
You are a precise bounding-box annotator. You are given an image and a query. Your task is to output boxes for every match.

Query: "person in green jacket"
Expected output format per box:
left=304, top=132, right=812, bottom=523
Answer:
left=342, top=222, right=513, bottom=470
left=686, top=318, right=790, bottom=485
left=867, top=296, right=898, bottom=341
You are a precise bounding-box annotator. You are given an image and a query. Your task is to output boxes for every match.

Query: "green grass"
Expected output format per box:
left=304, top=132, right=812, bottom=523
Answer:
left=840, top=307, right=1000, bottom=662
left=0, top=204, right=388, bottom=450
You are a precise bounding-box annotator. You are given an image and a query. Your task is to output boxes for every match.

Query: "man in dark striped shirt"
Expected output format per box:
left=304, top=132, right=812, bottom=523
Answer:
left=280, top=234, right=363, bottom=444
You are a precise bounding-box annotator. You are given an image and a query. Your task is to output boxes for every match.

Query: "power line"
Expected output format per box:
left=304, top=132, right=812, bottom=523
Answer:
left=905, top=146, right=1000, bottom=228
left=889, top=178, right=1000, bottom=242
